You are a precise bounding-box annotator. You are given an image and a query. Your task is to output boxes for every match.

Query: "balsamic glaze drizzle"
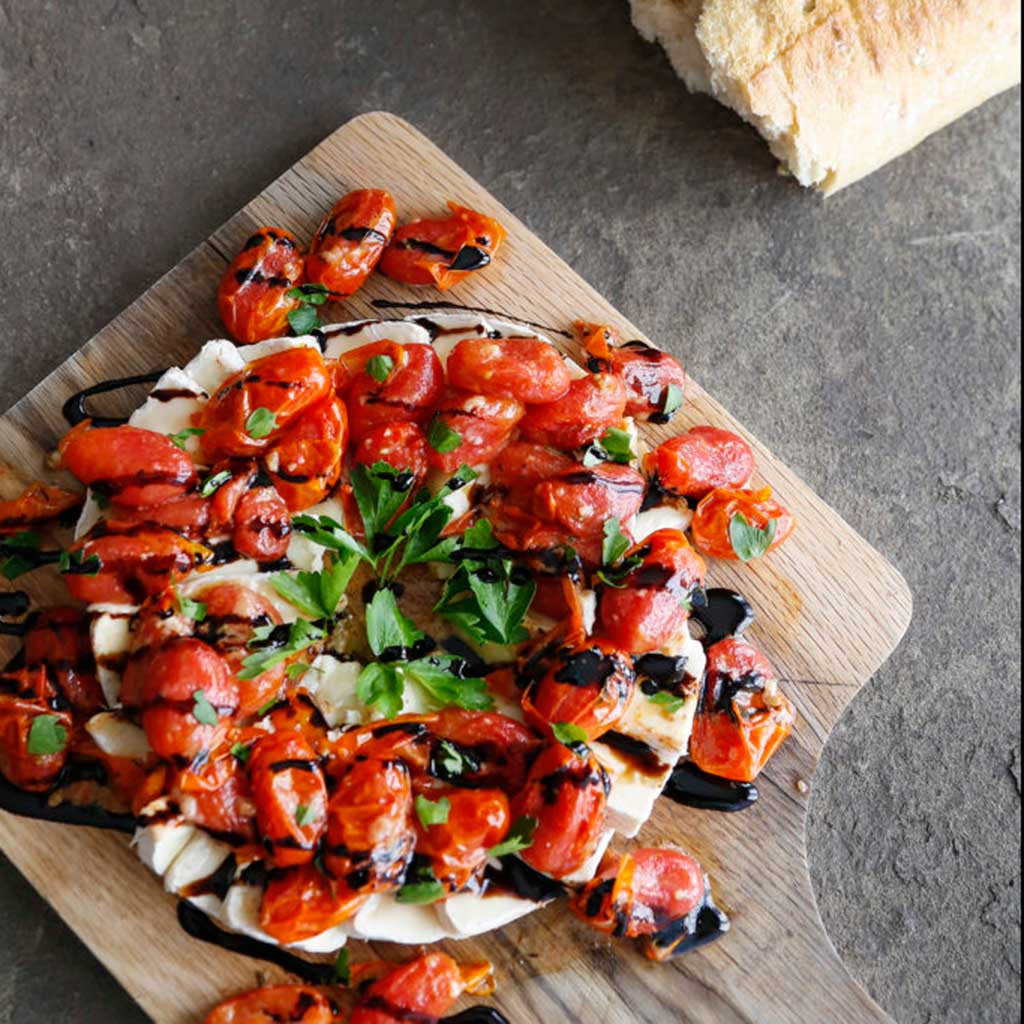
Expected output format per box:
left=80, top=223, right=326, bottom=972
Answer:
left=647, top=885, right=730, bottom=958
left=662, top=762, right=759, bottom=813
left=443, top=1010, right=511, bottom=1024
left=62, top=370, right=167, bottom=427
left=690, top=588, right=755, bottom=647
left=0, top=774, right=135, bottom=833
left=369, top=299, right=572, bottom=338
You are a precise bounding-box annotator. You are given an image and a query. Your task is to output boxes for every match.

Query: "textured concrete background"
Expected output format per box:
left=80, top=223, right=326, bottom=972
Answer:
left=0, top=1, right=1020, bottom=1022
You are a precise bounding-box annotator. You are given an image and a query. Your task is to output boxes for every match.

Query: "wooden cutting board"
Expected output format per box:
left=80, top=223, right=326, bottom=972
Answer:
left=0, top=112, right=912, bottom=1024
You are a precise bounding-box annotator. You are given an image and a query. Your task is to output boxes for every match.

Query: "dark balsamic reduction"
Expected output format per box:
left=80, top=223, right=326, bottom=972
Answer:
left=443, top=1010, right=510, bottom=1024
left=690, top=588, right=755, bottom=647
left=484, top=856, right=566, bottom=903
left=62, top=370, right=167, bottom=427
left=369, top=299, right=573, bottom=338
left=599, top=731, right=667, bottom=777
left=0, top=591, right=30, bottom=635
left=663, top=762, right=758, bottom=813
left=648, top=885, right=730, bottom=958
left=0, top=774, right=135, bottom=832
left=176, top=901, right=338, bottom=984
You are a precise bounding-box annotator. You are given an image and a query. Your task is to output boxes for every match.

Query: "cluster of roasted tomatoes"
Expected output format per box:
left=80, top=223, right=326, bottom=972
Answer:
left=217, top=188, right=506, bottom=344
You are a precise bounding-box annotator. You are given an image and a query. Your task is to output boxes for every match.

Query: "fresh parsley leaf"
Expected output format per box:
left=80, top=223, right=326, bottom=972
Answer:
left=285, top=285, right=330, bottom=336
left=552, top=721, right=589, bottom=749
left=287, top=304, right=321, bottom=335
left=364, top=587, right=424, bottom=658
left=356, top=662, right=404, bottom=719
left=366, top=354, right=394, bottom=382
left=294, top=804, right=320, bottom=828
left=661, top=383, right=684, bottom=419
left=270, top=554, right=358, bottom=621
left=396, top=867, right=445, bottom=905
left=334, top=949, right=351, bottom=987
left=200, top=470, right=233, bottom=498
left=351, top=461, right=413, bottom=543
left=168, top=427, right=204, bottom=450
left=26, top=714, right=68, bottom=756
left=1, top=531, right=41, bottom=580
left=291, top=513, right=373, bottom=563
left=648, top=692, right=685, bottom=714
left=230, top=742, right=252, bottom=764
left=487, top=815, right=538, bottom=858
left=192, top=689, right=220, bottom=726
left=58, top=548, right=101, bottom=576
left=286, top=283, right=330, bottom=306
left=286, top=662, right=310, bottom=682
left=174, top=590, right=207, bottom=622
left=437, top=739, right=468, bottom=777
left=600, top=428, right=635, bottom=464
left=403, top=657, right=494, bottom=712
left=426, top=417, right=462, bottom=454
left=257, top=697, right=281, bottom=718
left=728, top=513, right=778, bottom=563
left=238, top=619, right=324, bottom=680
left=415, top=794, right=451, bottom=827
left=245, top=407, right=278, bottom=439
left=601, top=517, right=631, bottom=568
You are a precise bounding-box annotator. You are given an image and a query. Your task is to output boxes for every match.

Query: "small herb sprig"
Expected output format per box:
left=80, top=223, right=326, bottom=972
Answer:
left=286, top=283, right=331, bottom=335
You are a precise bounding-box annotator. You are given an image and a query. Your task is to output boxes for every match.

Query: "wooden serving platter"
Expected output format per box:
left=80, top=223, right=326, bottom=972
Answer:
left=0, top=113, right=912, bottom=1024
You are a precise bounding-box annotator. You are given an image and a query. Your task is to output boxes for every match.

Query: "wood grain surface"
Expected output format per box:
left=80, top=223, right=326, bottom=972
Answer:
left=0, top=112, right=912, bottom=1024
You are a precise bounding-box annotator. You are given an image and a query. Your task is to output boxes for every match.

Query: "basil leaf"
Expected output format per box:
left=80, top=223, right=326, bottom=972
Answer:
left=728, top=513, right=778, bottom=563
left=200, top=470, right=233, bottom=498
left=597, top=427, right=635, bottom=464
left=287, top=304, right=321, bottom=335
left=364, top=588, right=424, bottom=658
left=396, top=866, right=445, bottom=904
left=366, top=354, right=394, bottom=382
left=648, top=692, right=685, bottom=714
left=174, top=590, right=207, bottom=622
left=552, top=721, right=589, bottom=749
left=426, top=417, right=462, bottom=454
left=245, top=407, right=278, bottom=439
left=26, top=714, right=68, bottom=756
left=415, top=794, right=451, bottom=827
left=355, top=662, right=404, bottom=719
left=168, top=427, right=204, bottom=450
left=662, top=383, right=684, bottom=418
left=601, top=517, right=631, bottom=567
left=487, top=815, right=538, bottom=858
left=286, top=283, right=330, bottom=306
left=192, top=689, right=220, bottom=726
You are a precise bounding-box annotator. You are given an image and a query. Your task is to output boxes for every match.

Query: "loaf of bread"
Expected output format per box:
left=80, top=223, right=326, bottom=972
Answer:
left=629, top=0, right=1022, bottom=193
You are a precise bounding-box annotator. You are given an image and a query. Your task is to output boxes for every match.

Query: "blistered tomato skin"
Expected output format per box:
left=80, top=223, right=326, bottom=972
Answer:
left=203, top=985, right=336, bottom=1024
left=264, top=396, right=347, bottom=511
left=354, top=422, right=430, bottom=482
left=690, top=637, right=796, bottom=782
left=519, top=372, right=628, bottom=450
left=232, top=479, right=292, bottom=563
left=350, top=953, right=474, bottom=1024
left=259, top=863, right=366, bottom=945
left=217, top=227, right=306, bottom=345
left=647, top=427, right=756, bottom=500
left=378, top=202, right=507, bottom=291
left=0, top=482, right=81, bottom=533
left=429, top=709, right=541, bottom=794
left=533, top=462, right=645, bottom=540
left=690, top=486, right=795, bottom=561
left=426, top=390, right=524, bottom=474
left=306, top=188, right=396, bottom=297
left=22, top=607, right=104, bottom=715
left=598, top=529, right=707, bottom=654
left=513, top=741, right=610, bottom=880
left=490, top=442, right=575, bottom=506
left=447, top=337, right=572, bottom=404
left=61, top=424, right=197, bottom=508
left=0, top=667, right=72, bottom=792
left=173, top=752, right=257, bottom=841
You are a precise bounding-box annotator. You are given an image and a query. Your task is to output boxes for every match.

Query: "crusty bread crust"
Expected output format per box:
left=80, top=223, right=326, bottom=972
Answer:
left=630, top=0, right=1022, bottom=193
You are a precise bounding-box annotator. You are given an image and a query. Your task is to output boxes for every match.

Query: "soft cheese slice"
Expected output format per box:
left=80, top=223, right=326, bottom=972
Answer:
left=302, top=655, right=365, bottom=728
left=350, top=895, right=453, bottom=943
left=90, top=612, right=134, bottom=707
left=128, top=366, right=206, bottom=455
left=85, top=711, right=151, bottom=760
left=629, top=502, right=694, bottom=543
left=163, top=831, right=234, bottom=895
left=320, top=319, right=432, bottom=361
left=134, top=820, right=197, bottom=876
left=437, top=891, right=543, bottom=938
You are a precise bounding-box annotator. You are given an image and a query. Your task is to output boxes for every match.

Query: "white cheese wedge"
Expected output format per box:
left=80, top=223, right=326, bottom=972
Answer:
left=321, top=319, right=432, bottom=360
left=350, top=895, right=452, bottom=943
left=90, top=612, right=134, bottom=707
left=85, top=711, right=151, bottom=759
left=286, top=496, right=346, bottom=573
left=182, top=340, right=246, bottom=395
left=629, top=503, right=694, bottom=543
left=437, top=891, right=543, bottom=938
left=128, top=366, right=206, bottom=455
left=239, top=335, right=321, bottom=364
left=133, top=821, right=198, bottom=876
left=562, top=829, right=615, bottom=885
left=74, top=492, right=105, bottom=542
left=163, top=831, right=234, bottom=895
left=177, top=562, right=302, bottom=623
left=302, top=655, right=365, bottom=728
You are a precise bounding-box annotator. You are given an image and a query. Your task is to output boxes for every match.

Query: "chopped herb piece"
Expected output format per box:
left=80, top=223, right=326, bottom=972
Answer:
left=487, top=815, right=538, bottom=858
left=287, top=304, right=320, bottom=336
left=238, top=619, right=324, bottom=680
left=26, top=714, right=68, bottom=756
left=245, top=407, right=278, bottom=440
left=334, top=949, right=351, bottom=986
left=366, top=354, right=394, bottom=382
left=403, top=657, right=494, bottom=712
left=230, top=742, right=252, bottom=764
left=59, top=548, right=102, bottom=576
left=174, top=590, right=207, bottom=622
left=648, top=692, right=686, bottom=714
left=287, top=662, right=310, bottom=682
left=437, top=739, right=468, bottom=777
left=396, top=867, right=445, bottom=905
left=286, top=283, right=330, bottom=306
left=294, top=804, right=320, bottom=828
left=426, top=417, right=462, bottom=454
left=415, top=794, right=452, bottom=828
left=661, top=384, right=684, bottom=419
left=168, top=427, right=204, bottom=450
left=597, top=427, right=635, bottom=464
left=728, top=513, right=778, bottom=563
left=192, top=689, right=220, bottom=726
left=200, top=470, right=233, bottom=498
left=552, top=721, right=589, bottom=749
left=1, top=531, right=41, bottom=581
left=601, top=517, right=631, bottom=568
left=257, top=697, right=281, bottom=718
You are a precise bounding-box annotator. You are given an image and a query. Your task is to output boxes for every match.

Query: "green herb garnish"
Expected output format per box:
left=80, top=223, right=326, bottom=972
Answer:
left=200, top=470, right=233, bottom=498
left=26, top=715, right=68, bottom=756
left=366, top=354, right=394, bottom=382
left=487, top=815, right=538, bottom=858
left=245, top=407, right=278, bottom=440
left=174, top=590, right=207, bottom=622
left=168, top=427, right=204, bottom=450
left=661, top=383, right=684, bottom=419
left=728, top=513, right=778, bottom=563
left=415, top=794, right=452, bottom=828
left=192, top=689, right=220, bottom=726
left=426, top=417, right=462, bottom=454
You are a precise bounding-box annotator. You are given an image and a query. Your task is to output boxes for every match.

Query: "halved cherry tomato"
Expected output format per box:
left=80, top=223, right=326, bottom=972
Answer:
left=61, top=424, right=197, bottom=508
left=200, top=348, right=332, bottom=461
left=338, top=341, right=445, bottom=443
left=353, top=422, right=430, bottom=483
left=265, top=692, right=333, bottom=757
left=490, top=442, right=575, bottom=506
left=259, top=863, right=367, bottom=944
left=22, top=607, right=104, bottom=715
left=523, top=641, right=636, bottom=742
left=690, top=637, right=795, bottom=782
left=426, top=390, right=523, bottom=474
left=533, top=462, right=645, bottom=540
left=519, top=372, right=628, bottom=450
left=140, top=638, right=238, bottom=762
left=415, top=787, right=509, bottom=891
left=645, top=427, right=755, bottom=500
left=690, top=486, right=795, bottom=561
left=571, top=847, right=705, bottom=937
left=249, top=730, right=327, bottom=868
left=217, top=227, right=305, bottom=345
left=62, top=530, right=208, bottom=606
left=0, top=666, right=71, bottom=791
left=447, top=337, right=572, bottom=404
left=233, top=478, right=292, bottom=562
left=0, top=482, right=81, bottom=533
left=323, top=756, right=414, bottom=894
left=306, top=188, right=396, bottom=297
left=204, top=984, right=336, bottom=1024
left=264, top=396, right=347, bottom=511
left=103, top=494, right=211, bottom=538
left=512, top=741, right=610, bottom=880
left=598, top=529, right=706, bottom=654
left=173, top=750, right=256, bottom=840
left=378, top=203, right=506, bottom=291
left=485, top=499, right=602, bottom=567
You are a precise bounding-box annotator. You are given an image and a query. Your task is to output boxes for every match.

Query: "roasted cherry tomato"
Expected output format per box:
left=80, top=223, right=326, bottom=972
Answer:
left=489, top=442, right=575, bottom=506
left=0, top=666, right=71, bottom=792
left=265, top=692, right=333, bottom=756
left=200, top=348, right=332, bottom=461
left=571, top=847, right=705, bottom=938
left=415, top=787, right=509, bottom=891
left=353, top=422, right=430, bottom=483
left=259, top=863, right=367, bottom=945
left=378, top=203, right=506, bottom=291
left=447, top=337, right=572, bottom=404
left=518, top=372, right=628, bottom=450
left=485, top=498, right=601, bottom=567
left=140, top=638, right=238, bottom=762
left=204, top=984, right=336, bottom=1024
left=232, top=477, right=292, bottom=562
left=61, top=423, right=197, bottom=508
left=646, top=427, right=756, bottom=500
left=426, top=390, right=523, bottom=474
left=324, top=756, right=415, bottom=894
left=264, top=396, right=347, bottom=511
left=338, top=341, right=445, bottom=443
left=690, top=486, right=795, bottom=561
left=577, top=321, right=687, bottom=420
left=523, top=641, right=636, bottom=742
left=217, top=227, right=305, bottom=345
left=103, top=494, right=211, bottom=538
left=306, top=188, right=396, bottom=297
left=249, top=730, right=327, bottom=868
left=512, top=741, right=610, bottom=879
left=173, top=750, right=256, bottom=840
left=690, top=637, right=795, bottom=782
left=533, top=462, right=645, bottom=540
left=62, top=530, right=208, bottom=606
left=350, top=953, right=491, bottom=1024
left=22, top=607, right=104, bottom=715
left=598, top=529, right=706, bottom=654
left=0, top=482, right=81, bottom=533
